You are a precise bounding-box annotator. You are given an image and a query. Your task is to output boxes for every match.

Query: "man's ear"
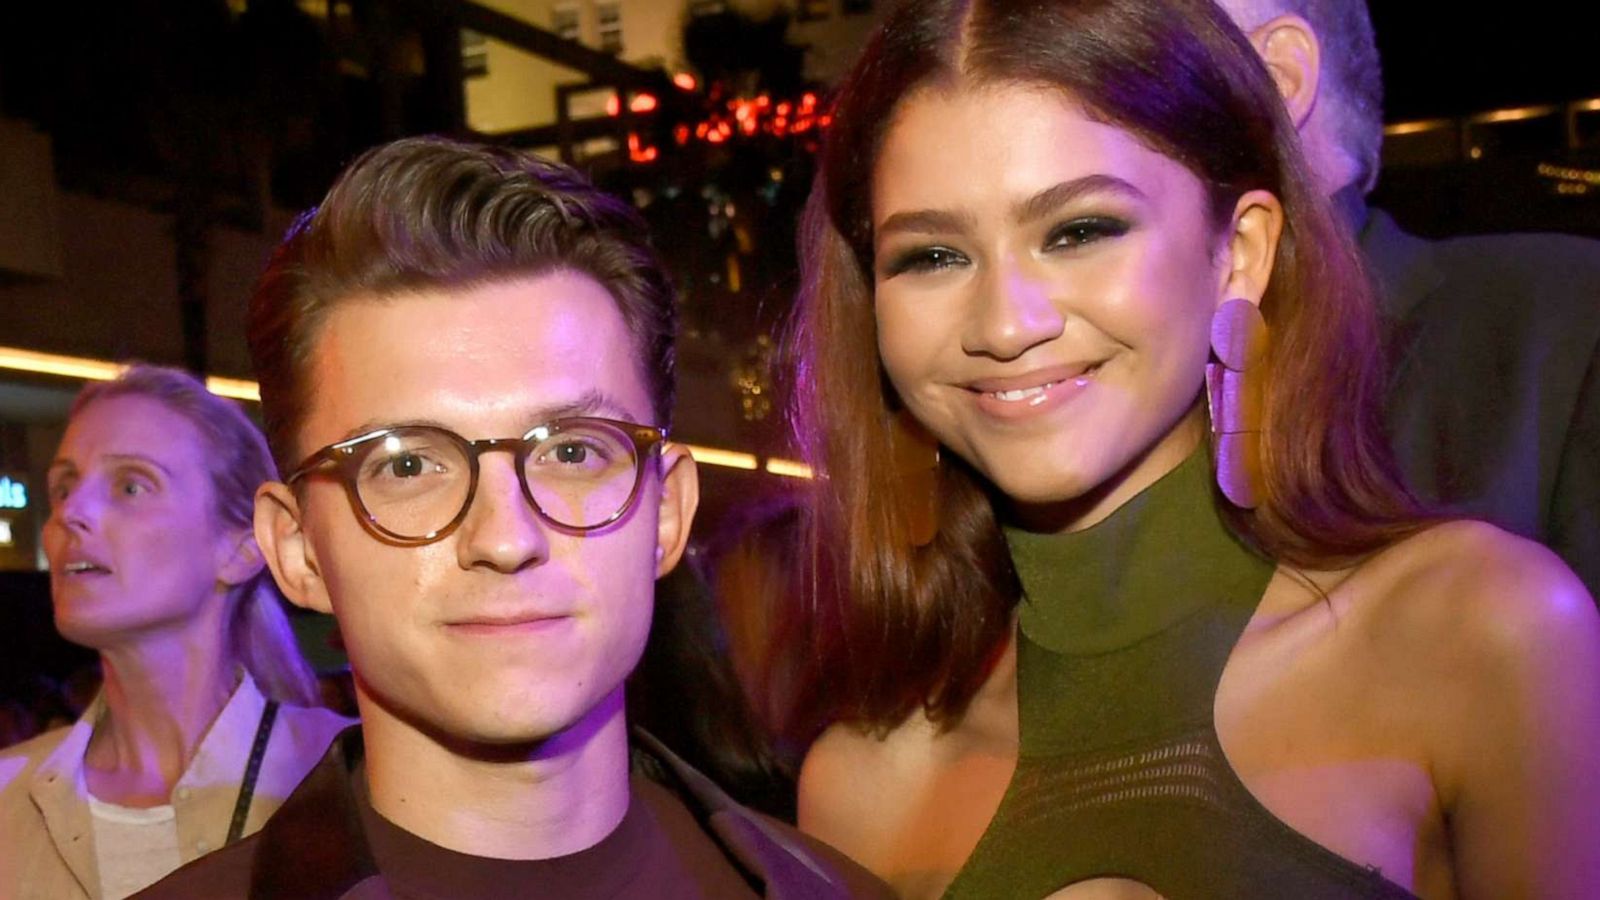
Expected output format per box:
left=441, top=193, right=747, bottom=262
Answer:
left=653, top=445, right=700, bottom=579
left=215, top=529, right=266, bottom=588
left=255, top=482, right=333, bottom=614
left=1219, top=189, right=1285, bottom=308
left=1248, top=13, right=1321, bottom=128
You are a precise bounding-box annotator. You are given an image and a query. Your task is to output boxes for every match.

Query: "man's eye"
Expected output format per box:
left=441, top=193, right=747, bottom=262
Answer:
left=385, top=453, right=428, bottom=478
left=117, top=478, right=150, bottom=497
left=366, top=452, right=441, bottom=481
left=541, top=440, right=612, bottom=467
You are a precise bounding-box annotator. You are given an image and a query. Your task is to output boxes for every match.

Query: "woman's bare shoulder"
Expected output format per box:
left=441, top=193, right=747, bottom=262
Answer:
left=798, top=716, right=934, bottom=844
left=1341, top=520, right=1600, bottom=892
left=1349, top=519, right=1596, bottom=648
left=1331, top=519, right=1600, bottom=767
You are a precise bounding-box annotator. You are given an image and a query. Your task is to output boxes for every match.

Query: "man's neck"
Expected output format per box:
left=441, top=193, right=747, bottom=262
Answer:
left=1329, top=180, right=1370, bottom=236
left=359, top=686, right=633, bottom=861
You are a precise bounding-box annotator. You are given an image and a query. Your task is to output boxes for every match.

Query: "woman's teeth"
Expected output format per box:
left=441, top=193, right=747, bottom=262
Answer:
left=992, top=384, right=1053, bottom=402
left=989, top=373, right=1094, bottom=403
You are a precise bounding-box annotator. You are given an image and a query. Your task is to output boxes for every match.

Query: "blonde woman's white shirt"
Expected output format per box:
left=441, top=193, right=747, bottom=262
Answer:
left=0, top=673, right=353, bottom=900
left=86, top=791, right=181, bottom=900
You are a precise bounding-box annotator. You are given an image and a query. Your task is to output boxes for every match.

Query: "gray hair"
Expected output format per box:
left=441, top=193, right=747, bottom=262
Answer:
left=1219, top=0, right=1384, bottom=193
left=69, top=365, right=322, bottom=707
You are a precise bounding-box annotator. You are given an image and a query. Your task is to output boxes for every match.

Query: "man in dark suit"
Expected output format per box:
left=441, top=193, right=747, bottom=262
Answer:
left=1216, top=0, right=1600, bottom=598
left=136, top=137, right=890, bottom=899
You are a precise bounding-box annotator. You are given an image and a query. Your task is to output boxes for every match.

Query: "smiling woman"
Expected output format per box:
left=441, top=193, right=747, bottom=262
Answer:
left=785, top=0, right=1600, bottom=898
left=0, top=366, right=351, bottom=900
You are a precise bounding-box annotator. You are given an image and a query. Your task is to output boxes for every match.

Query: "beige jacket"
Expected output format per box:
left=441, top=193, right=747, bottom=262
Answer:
left=0, top=674, right=352, bottom=900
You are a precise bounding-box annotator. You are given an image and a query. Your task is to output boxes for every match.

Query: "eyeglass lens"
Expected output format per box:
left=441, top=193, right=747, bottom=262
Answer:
left=351, top=422, right=641, bottom=537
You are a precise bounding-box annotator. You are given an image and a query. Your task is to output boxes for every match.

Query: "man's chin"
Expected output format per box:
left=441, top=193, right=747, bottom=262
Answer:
left=356, top=671, right=627, bottom=761
left=432, top=694, right=625, bottom=760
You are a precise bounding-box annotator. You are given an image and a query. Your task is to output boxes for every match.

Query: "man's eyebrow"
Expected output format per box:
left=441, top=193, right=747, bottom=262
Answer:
left=1012, top=175, right=1148, bottom=225
left=523, top=390, right=640, bottom=424
left=332, top=391, right=641, bottom=442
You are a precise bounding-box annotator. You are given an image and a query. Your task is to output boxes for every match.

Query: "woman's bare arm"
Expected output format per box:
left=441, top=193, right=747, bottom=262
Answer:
left=1413, top=523, right=1600, bottom=898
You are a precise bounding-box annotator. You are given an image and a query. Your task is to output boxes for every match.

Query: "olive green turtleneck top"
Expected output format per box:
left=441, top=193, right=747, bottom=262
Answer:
left=942, top=451, right=1417, bottom=899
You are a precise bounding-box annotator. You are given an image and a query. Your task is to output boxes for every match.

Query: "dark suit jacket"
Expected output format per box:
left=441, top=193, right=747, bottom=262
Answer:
left=1364, top=209, right=1600, bottom=598
left=133, top=728, right=891, bottom=900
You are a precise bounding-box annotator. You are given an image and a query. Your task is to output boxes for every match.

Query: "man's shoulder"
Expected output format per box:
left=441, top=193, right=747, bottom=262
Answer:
left=633, top=731, right=893, bottom=899
left=1369, top=208, right=1600, bottom=315
left=714, top=802, right=898, bottom=900
left=1433, top=229, right=1600, bottom=288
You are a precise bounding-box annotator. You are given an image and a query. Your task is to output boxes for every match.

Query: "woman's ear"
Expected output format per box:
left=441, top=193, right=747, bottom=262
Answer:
left=1219, top=189, right=1285, bottom=308
left=255, top=482, right=333, bottom=614
left=215, top=529, right=266, bottom=588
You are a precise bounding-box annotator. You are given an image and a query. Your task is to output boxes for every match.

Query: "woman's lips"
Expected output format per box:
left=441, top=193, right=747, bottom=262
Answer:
left=58, top=557, right=113, bottom=577
left=967, top=363, right=1100, bottom=420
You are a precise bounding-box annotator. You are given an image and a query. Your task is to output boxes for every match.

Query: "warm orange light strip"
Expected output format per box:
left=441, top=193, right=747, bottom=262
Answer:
left=1383, top=119, right=1452, bottom=137
left=765, top=457, right=813, bottom=479
left=682, top=444, right=759, bottom=471
left=1470, top=105, right=1557, bottom=125
left=0, top=346, right=125, bottom=382
left=203, top=376, right=262, bottom=402
left=0, top=346, right=265, bottom=402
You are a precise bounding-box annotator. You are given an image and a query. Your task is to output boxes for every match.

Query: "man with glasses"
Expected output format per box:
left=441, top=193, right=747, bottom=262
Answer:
left=138, top=137, right=887, bottom=898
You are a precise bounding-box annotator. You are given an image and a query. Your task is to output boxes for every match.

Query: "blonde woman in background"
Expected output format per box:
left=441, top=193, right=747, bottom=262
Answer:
left=0, top=365, right=352, bottom=899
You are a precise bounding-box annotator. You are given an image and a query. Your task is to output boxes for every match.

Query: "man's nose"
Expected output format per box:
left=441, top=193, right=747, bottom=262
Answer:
left=455, top=455, right=551, bottom=573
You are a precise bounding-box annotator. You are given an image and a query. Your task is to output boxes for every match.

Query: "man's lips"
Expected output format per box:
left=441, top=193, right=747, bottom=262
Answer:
left=443, top=611, right=575, bottom=635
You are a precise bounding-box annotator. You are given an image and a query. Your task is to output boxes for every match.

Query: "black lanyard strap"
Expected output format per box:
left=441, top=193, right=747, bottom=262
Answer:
left=226, top=699, right=280, bottom=845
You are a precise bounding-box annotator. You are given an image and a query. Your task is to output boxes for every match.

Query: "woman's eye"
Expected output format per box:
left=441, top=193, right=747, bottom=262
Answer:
left=116, top=478, right=150, bottom=498
left=883, top=246, right=969, bottom=277
left=1045, top=216, right=1131, bottom=250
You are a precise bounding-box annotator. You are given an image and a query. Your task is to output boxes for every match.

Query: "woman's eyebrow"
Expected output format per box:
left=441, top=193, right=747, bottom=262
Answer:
left=876, top=174, right=1147, bottom=240
left=877, top=207, right=979, bottom=239
left=1012, top=174, right=1147, bottom=226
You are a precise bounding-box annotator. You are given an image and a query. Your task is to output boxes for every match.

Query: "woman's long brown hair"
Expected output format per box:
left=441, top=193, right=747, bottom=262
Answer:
left=785, top=0, right=1426, bottom=741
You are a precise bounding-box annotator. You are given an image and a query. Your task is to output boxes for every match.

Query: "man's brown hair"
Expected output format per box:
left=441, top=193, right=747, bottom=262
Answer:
left=248, top=136, right=676, bottom=471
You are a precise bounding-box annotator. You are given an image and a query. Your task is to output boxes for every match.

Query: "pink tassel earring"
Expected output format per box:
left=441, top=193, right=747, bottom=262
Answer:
left=1206, top=298, right=1268, bottom=509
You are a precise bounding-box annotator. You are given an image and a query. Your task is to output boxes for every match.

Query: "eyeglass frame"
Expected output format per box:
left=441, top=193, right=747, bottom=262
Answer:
left=283, top=416, right=669, bottom=546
